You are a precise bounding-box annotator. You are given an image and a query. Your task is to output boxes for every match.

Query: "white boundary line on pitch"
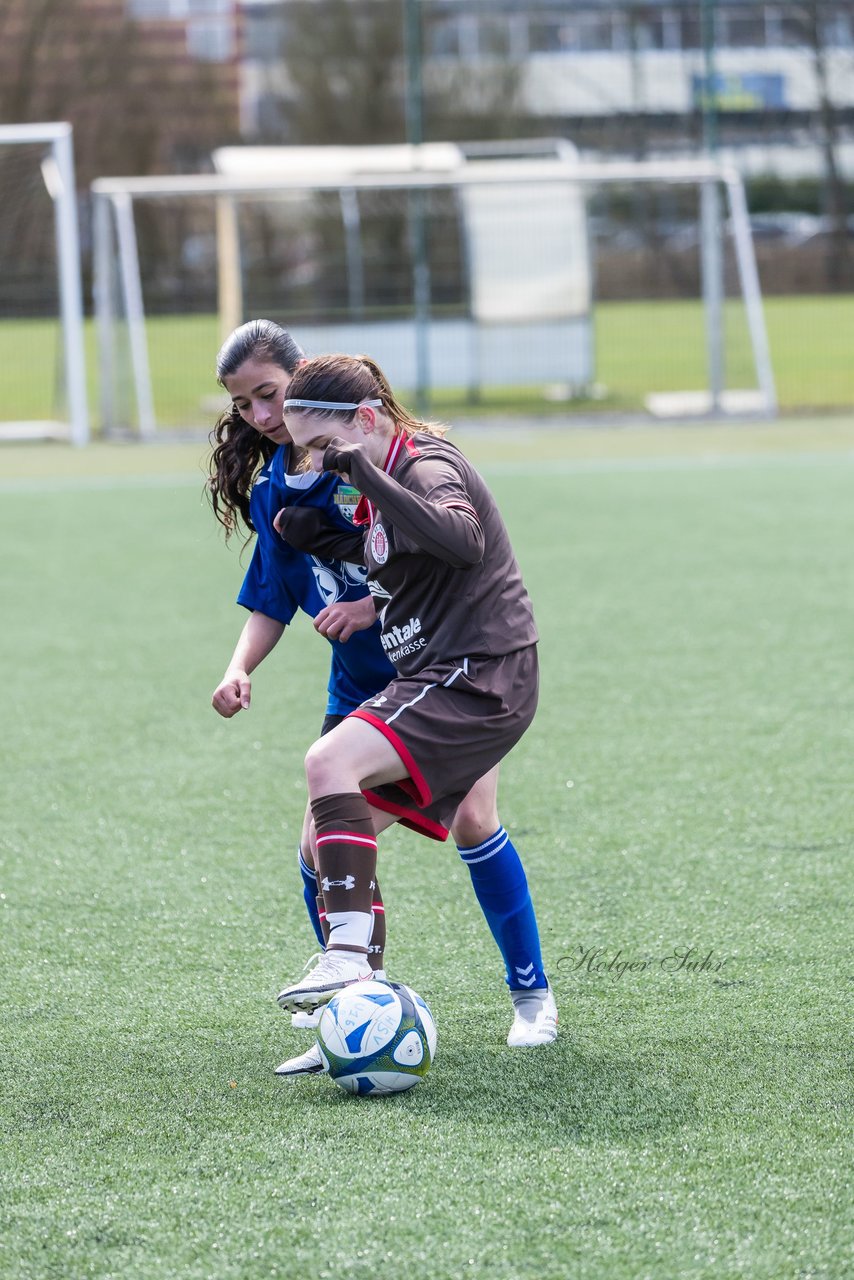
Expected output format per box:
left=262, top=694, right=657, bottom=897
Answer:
left=481, top=448, right=854, bottom=476
left=0, top=449, right=853, bottom=495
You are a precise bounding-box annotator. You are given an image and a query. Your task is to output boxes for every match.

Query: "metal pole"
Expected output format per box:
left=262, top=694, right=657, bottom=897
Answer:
left=724, top=171, right=777, bottom=416
left=700, top=0, right=725, bottom=412
left=113, top=193, right=157, bottom=439
left=404, top=0, right=431, bottom=414
left=340, top=188, right=365, bottom=319
left=216, top=195, right=243, bottom=343
left=52, top=127, right=90, bottom=446
left=93, top=192, right=117, bottom=435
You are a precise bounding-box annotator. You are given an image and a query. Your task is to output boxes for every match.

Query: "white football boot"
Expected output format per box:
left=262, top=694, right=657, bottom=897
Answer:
left=507, top=983, right=558, bottom=1047
left=276, top=950, right=372, bottom=1013
left=275, top=1043, right=326, bottom=1077
left=290, top=1008, right=324, bottom=1030
left=289, top=967, right=386, bottom=1027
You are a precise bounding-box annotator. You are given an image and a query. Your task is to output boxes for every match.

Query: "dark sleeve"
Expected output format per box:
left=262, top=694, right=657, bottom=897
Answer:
left=325, top=441, right=484, bottom=569
left=276, top=506, right=366, bottom=565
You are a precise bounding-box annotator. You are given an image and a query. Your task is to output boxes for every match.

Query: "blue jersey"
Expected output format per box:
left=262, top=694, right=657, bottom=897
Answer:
left=237, top=445, right=394, bottom=716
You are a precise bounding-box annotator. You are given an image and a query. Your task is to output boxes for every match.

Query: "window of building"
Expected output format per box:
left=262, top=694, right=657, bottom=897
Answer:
left=678, top=10, right=703, bottom=50
left=660, top=9, right=682, bottom=51
left=476, top=15, right=512, bottom=57
left=427, top=16, right=465, bottom=58
left=765, top=6, right=808, bottom=48
left=823, top=6, right=854, bottom=47
left=528, top=16, right=576, bottom=54
left=128, top=0, right=230, bottom=19
left=188, top=0, right=231, bottom=13
left=245, top=8, right=284, bottom=60
left=127, top=0, right=186, bottom=18
left=719, top=9, right=766, bottom=49
left=186, top=16, right=234, bottom=60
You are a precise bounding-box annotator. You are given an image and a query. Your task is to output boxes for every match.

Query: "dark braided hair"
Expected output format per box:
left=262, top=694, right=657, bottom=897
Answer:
left=207, top=320, right=305, bottom=543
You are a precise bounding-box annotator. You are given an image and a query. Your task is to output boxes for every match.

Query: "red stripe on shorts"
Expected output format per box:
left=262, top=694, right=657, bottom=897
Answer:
left=349, top=709, right=433, bottom=807
left=362, top=789, right=449, bottom=843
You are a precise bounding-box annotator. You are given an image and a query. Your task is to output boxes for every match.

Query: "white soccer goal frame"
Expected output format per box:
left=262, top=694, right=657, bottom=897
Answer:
left=91, top=152, right=776, bottom=436
left=0, top=122, right=89, bottom=446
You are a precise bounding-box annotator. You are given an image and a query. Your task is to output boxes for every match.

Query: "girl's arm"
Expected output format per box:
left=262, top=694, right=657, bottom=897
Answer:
left=273, top=505, right=366, bottom=563
left=212, top=610, right=285, bottom=717
left=324, top=440, right=484, bottom=568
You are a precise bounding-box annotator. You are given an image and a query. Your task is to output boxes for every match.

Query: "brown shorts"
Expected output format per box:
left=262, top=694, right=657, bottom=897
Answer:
left=348, top=644, right=539, bottom=842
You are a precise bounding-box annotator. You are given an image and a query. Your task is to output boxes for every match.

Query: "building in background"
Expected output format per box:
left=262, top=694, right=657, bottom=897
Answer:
left=239, top=0, right=854, bottom=178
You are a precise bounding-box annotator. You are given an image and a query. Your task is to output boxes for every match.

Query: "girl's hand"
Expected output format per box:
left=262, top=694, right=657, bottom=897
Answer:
left=212, top=668, right=251, bottom=717
left=323, top=438, right=366, bottom=478
left=314, top=596, right=378, bottom=642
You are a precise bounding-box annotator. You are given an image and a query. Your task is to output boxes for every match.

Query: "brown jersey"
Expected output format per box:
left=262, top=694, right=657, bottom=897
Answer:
left=340, top=431, right=539, bottom=676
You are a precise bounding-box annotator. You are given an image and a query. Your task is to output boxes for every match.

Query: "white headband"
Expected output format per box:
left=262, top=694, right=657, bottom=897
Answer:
left=282, top=398, right=383, bottom=411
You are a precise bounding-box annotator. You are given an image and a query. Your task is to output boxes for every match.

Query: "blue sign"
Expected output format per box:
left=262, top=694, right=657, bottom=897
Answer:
left=692, top=72, right=787, bottom=112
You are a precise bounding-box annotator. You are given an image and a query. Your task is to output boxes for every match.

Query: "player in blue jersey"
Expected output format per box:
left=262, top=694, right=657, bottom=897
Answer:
left=209, top=320, right=390, bottom=1075
left=207, top=321, right=555, bottom=1071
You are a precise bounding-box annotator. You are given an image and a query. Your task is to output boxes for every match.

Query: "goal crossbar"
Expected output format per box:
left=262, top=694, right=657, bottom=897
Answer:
left=91, top=154, right=776, bottom=434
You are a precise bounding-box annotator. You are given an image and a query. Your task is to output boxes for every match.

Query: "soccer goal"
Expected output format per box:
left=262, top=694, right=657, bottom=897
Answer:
left=90, top=143, right=776, bottom=436
left=0, top=123, right=89, bottom=446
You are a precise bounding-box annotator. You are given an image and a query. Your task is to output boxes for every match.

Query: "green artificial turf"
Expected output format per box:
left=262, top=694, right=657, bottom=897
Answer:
left=0, top=428, right=851, bottom=1279
left=2, top=295, right=854, bottom=428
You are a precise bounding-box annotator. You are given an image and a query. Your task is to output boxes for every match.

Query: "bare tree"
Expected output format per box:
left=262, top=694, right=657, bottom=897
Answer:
left=264, top=0, right=523, bottom=145
left=790, top=0, right=853, bottom=289
left=0, top=0, right=238, bottom=186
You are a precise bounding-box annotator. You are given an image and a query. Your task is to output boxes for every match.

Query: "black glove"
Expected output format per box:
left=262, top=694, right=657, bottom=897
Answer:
left=275, top=506, right=366, bottom=564
left=323, top=437, right=366, bottom=475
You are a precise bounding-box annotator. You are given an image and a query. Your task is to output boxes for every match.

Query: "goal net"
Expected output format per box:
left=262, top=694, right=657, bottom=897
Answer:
left=0, top=124, right=88, bottom=445
left=91, top=144, right=775, bottom=436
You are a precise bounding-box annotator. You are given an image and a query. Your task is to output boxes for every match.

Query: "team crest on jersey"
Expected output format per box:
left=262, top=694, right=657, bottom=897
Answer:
left=333, top=485, right=361, bottom=523
left=370, top=522, right=389, bottom=565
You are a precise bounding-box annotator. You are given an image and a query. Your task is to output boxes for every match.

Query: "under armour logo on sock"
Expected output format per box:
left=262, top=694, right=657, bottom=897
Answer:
left=322, top=875, right=356, bottom=891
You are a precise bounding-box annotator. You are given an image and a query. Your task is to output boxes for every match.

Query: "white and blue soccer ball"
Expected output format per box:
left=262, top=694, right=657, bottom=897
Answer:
left=316, top=979, right=437, bottom=1097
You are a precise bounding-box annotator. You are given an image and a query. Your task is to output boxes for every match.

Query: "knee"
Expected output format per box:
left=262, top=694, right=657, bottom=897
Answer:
left=304, top=737, right=333, bottom=792
left=451, top=799, right=500, bottom=849
left=305, top=735, right=354, bottom=796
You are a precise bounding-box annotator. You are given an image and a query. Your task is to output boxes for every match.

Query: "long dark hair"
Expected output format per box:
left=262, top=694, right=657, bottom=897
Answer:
left=207, top=320, right=305, bottom=542
left=284, top=354, right=446, bottom=439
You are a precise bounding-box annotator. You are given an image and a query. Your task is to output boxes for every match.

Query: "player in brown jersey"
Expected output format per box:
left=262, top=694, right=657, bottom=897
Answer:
left=275, top=354, right=557, bottom=1047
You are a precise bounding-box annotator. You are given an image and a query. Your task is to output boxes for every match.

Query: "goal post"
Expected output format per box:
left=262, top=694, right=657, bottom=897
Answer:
left=91, top=147, right=776, bottom=435
left=0, top=122, right=89, bottom=446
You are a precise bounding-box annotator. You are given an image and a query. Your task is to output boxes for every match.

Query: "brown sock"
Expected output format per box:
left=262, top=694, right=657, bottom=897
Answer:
left=316, top=878, right=385, bottom=970
left=368, top=880, right=386, bottom=972
left=311, top=791, right=378, bottom=955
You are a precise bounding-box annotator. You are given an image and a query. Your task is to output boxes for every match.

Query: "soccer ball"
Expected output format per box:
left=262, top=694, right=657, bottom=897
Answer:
left=316, top=979, right=437, bottom=1097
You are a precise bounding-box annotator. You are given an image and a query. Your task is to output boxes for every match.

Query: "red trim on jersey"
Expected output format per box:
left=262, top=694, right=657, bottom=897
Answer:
left=348, top=709, right=432, bottom=807
left=382, top=432, right=405, bottom=475
left=362, top=789, right=449, bottom=843
left=353, top=431, right=421, bottom=528
left=353, top=495, right=372, bottom=527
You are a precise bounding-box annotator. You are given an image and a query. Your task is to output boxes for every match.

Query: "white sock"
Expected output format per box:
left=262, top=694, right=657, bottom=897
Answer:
left=325, top=911, right=373, bottom=953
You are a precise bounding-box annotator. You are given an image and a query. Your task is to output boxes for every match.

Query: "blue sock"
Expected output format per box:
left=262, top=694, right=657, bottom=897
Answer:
left=298, top=847, right=325, bottom=948
left=457, top=827, right=547, bottom=992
